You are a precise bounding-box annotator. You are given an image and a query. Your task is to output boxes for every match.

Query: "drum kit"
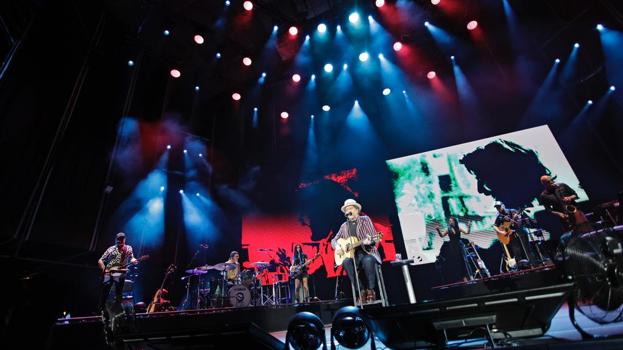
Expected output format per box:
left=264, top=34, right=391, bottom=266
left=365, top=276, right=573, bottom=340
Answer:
left=181, top=260, right=291, bottom=309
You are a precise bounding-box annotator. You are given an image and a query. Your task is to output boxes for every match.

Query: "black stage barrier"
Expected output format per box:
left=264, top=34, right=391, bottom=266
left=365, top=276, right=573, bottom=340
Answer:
left=364, top=282, right=574, bottom=349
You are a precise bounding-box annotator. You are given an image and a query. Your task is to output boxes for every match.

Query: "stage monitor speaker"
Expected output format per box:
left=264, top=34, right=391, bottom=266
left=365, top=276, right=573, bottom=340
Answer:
left=364, top=282, right=573, bottom=349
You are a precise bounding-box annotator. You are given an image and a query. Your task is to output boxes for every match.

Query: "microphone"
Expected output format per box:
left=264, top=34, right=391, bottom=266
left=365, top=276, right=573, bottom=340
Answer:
left=345, top=212, right=353, bottom=218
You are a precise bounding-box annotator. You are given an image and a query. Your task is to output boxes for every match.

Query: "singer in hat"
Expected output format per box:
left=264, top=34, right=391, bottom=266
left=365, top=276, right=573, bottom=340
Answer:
left=331, top=199, right=382, bottom=303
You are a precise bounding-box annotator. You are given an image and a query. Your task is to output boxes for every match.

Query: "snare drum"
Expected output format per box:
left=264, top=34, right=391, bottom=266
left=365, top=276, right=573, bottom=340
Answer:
left=228, top=285, right=251, bottom=307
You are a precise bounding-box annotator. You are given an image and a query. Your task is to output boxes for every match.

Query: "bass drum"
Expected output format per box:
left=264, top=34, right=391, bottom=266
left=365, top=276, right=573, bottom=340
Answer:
left=228, top=285, right=251, bottom=308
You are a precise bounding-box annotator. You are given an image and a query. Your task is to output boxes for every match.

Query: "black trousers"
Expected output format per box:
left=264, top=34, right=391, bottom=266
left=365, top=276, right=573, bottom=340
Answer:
left=99, top=276, right=125, bottom=312
left=342, top=250, right=378, bottom=290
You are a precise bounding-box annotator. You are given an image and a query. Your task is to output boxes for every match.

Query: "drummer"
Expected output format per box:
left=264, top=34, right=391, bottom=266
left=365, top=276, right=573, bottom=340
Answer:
left=225, top=251, right=241, bottom=283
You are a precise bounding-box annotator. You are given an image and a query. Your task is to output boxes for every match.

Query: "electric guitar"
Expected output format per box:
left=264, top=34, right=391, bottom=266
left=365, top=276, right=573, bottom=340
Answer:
left=103, top=255, right=149, bottom=280
left=289, top=252, right=320, bottom=279
left=334, top=233, right=383, bottom=267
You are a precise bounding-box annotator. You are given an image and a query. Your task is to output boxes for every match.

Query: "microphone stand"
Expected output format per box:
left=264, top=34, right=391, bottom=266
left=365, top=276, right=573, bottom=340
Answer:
left=182, top=244, right=208, bottom=310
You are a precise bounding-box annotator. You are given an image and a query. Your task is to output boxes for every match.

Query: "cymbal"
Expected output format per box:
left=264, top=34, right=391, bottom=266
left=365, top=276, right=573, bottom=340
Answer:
left=209, top=262, right=238, bottom=271
left=185, top=268, right=208, bottom=275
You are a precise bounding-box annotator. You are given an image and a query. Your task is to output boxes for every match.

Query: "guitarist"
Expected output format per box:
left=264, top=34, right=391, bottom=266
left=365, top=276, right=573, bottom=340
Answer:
left=292, top=244, right=310, bottom=303
left=97, top=232, right=138, bottom=316
left=493, top=202, right=532, bottom=269
left=331, top=199, right=381, bottom=303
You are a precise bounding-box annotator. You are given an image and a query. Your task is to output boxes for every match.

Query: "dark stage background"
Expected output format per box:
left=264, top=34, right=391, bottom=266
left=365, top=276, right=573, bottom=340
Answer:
left=1, top=0, right=623, bottom=331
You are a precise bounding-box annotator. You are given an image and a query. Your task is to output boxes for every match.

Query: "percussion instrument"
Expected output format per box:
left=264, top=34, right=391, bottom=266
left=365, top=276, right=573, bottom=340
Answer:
left=228, top=285, right=251, bottom=307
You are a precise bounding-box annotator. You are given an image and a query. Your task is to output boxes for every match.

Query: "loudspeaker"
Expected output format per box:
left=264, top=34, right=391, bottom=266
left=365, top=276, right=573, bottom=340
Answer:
left=364, top=282, right=572, bottom=349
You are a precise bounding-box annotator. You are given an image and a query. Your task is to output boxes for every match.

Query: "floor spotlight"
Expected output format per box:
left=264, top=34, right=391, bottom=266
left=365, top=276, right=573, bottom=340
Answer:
left=331, top=306, right=375, bottom=350
left=349, top=12, right=360, bottom=24
left=382, top=88, right=391, bottom=96
left=284, top=311, right=327, bottom=350
left=317, top=23, right=327, bottom=33
left=324, top=63, right=334, bottom=73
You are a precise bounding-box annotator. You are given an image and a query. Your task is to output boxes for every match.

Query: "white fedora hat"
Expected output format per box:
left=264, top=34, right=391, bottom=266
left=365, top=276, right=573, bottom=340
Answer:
left=341, top=198, right=362, bottom=213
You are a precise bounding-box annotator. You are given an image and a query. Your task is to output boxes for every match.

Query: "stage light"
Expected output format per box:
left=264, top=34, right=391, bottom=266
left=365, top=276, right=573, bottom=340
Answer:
left=273, top=25, right=279, bottom=32
left=196, top=192, right=200, bottom=197
left=232, top=92, right=241, bottom=101
left=166, top=145, right=171, bottom=150
left=292, top=74, right=301, bottom=82
left=127, top=60, right=134, bottom=67
left=170, top=69, right=181, bottom=78
left=378, top=53, right=384, bottom=59
left=382, top=88, right=391, bottom=96
left=574, top=43, right=580, bottom=48
left=310, top=114, right=315, bottom=119
left=610, top=85, right=616, bottom=92
left=179, top=189, right=184, bottom=194
left=160, top=186, right=165, bottom=192
left=305, top=34, right=310, bottom=41
left=324, top=63, right=334, bottom=73
left=375, top=0, right=385, bottom=7
left=280, top=111, right=289, bottom=119
left=243, top=1, right=253, bottom=11
left=225, top=0, right=230, bottom=6
left=194, top=85, right=200, bottom=91
left=349, top=12, right=360, bottom=24
left=317, top=23, right=327, bottom=33
left=194, top=34, right=204, bottom=44
left=336, top=25, right=342, bottom=32
left=253, top=107, right=258, bottom=111
left=284, top=312, right=326, bottom=350
left=424, top=21, right=430, bottom=27
left=393, top=41, right=403, bottom=51
left=242, top=57, right=252, bottom=66
left=163, top=29, right=170, bottom=36
left=467, top=20, right=478, bottom=31
left=431, top=0, right=441, bottom=5
left=596, top=24, right=604, bottom=31
left=343, top=63, right=348, bottom=70
left=322, top=105, right=331, bottom=111
left=261, top=72, right=267, bottom=78
left=450, top=55, right=455, bottom=61
left=358, top=52, right=369, bottom=62
left=183, top=149, right=188, bottom=154
left=402, top=90, right=406, bottom=94
left=311, top=74, right=316, bottom=80
left=216, top=52, right=222, bottom=59
left=427, top=71, right=436, bottom=79
left=555, top=58, right=560, bottom=63
left=199, top=153, right=203, bottom=157
left=289, top=26, right=298, bottom=36
left=588, top=100, right=593, bottom=105
left=331, top=306, right=375, bottom=349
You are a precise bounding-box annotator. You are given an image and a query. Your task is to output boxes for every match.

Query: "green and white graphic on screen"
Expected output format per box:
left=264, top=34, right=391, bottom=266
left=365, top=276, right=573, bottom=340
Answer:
left=386, top=125, right=587, bottom=265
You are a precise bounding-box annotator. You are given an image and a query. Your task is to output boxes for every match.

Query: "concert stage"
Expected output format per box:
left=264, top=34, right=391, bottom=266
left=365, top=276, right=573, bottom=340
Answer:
left=431, top=264, right=561, bottom=300
left=50, top=300, right=351, bottom=349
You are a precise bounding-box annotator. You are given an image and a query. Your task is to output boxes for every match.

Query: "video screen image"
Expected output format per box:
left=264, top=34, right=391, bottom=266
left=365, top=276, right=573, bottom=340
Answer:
left=386, top=125, right=587, bottom=265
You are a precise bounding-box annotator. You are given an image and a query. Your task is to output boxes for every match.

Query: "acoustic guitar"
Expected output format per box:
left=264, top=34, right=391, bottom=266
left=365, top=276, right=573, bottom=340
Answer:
left=334, top=233, right=382, bottom=267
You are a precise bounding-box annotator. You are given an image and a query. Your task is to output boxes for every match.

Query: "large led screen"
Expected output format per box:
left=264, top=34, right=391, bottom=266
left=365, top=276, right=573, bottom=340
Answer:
left=386, top=125, right=587, bottom=265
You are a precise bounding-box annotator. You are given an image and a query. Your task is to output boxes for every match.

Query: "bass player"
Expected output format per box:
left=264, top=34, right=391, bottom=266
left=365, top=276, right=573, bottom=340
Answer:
left=331, top=199, right=382, bottom=303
